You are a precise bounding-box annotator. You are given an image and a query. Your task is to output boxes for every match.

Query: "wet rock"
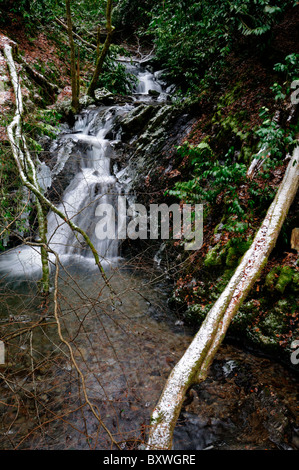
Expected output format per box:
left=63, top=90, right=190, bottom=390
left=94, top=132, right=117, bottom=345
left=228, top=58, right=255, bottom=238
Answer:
left=94, top=87, right=114, bottom=104
left=120, top=103, right=156, bottom=139
left=133, top=104, right=174, bottom=154
left=79, top=95, right=95, bottom=107
left=174, top=345, right=299, bottom=450
left=148, top=89, right=160, bottom=97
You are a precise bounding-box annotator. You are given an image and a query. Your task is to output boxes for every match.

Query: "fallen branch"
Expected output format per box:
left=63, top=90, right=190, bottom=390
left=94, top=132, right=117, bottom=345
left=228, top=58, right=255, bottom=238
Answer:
left=147, top=148, right=299, bottom=449
left=55, top=17, right=97, bottom=51
left=4, top=43, right=50, bottom=293
left=246, top=145, right=267, bottom=179
left=18, top=55, right=61, bottom=95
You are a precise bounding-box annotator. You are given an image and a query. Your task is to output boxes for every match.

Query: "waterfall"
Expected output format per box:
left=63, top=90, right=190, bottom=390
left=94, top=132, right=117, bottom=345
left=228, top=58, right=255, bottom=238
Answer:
left=0, top=60, right=167, bottom=281
left=119, top=58, right=168, bottom=101
left=47, top=108, right=121, bottom=262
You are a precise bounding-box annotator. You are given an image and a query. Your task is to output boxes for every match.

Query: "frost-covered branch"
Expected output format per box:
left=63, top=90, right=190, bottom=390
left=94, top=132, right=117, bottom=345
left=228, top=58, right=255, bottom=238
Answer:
left=4, top=44, right=114, bottom=295
left=4, top=43, right=50, bottom=293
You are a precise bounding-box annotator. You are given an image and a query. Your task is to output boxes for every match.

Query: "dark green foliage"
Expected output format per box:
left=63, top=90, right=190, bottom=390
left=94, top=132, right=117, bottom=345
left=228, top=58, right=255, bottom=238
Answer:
left=0, top=146, right=31, bottom=251
left=146, top=0, right=292, bottom=90
left=0, top=0, right=64, bottom=23
left=251, top=106, right=299, bottom=171
left=95, top=50, right=138, bottom=95
left=112, top=0, right=160, bottom=32
left=168, top=142, right=247, bottom=233
left=273, top=53, right=299, bottom=80
left=0, top=0, right=106, bottom=27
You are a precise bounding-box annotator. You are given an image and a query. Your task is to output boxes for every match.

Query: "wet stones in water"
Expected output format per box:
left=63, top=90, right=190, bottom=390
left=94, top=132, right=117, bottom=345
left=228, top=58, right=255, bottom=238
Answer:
left=173, top=345, right=299, bottom=450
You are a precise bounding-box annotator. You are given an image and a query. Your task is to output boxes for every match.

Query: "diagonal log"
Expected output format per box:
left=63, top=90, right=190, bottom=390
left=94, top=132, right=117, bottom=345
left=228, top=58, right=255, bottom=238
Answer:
left=18, top=55, right=61, bottom=96
left=147, top=147, right=299, bottom=450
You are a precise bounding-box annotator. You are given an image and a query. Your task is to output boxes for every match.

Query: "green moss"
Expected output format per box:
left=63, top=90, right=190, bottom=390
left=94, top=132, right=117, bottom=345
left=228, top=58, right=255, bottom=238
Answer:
left=233, top=301, right=257, bottom=329
left=225, top=239, right=252, bottom=267
left=248, top=329, right=279, bottom=350
left=204, top=242, right=227, bottom=268
left=214, top=268, right=234, bottom=295
left=265, top=266, right=281, bottom=290
left=292, top=271, right=299, bottom=292
left=275, top=266, right=294, bottom=293
left=185, top=304, right=210, bottom=324
left=225, top=246, right=239, bottom=267
left=274, top=299, right=289, bottom=313
left=261, top=312, right=285, bottom=336
left=240, top=144, right=254, bottom=163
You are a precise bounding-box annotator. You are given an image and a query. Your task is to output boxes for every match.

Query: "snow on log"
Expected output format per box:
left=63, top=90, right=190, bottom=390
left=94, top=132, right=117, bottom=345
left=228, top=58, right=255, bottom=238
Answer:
left=147, top=147, right=299, bottom=450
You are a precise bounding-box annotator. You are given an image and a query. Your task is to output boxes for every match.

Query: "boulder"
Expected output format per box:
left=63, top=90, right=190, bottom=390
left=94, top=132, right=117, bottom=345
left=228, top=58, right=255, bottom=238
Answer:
left=120, top=103, right=156, bottom=138
left=94, top=87, right=114, bottom=104
left=79, top=95, right=95, bottom=107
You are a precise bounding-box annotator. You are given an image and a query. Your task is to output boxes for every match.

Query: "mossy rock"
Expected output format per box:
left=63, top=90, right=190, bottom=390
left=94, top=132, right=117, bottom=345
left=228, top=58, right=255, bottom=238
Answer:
left=265, top=266, right=281, bottom=291
left=226, top=246, right=240, bottom=267
left=273, top=298, right=289, bottom=314
left=275, top=266, right=294, bottom=293
left=233, top=300, right=258, bottom=330
left=260, top=311, right=285, bottom=337
left=185, top=303, right=210, bottom=324
left=225, top=239, right=251, bottom=268
left=212, top=268, right=234, bottom=298
left=94, top=87, right=114, bottom=104
left=120, top=103, right=155, bottom=138
left=247, top=328, right=279, bottom=351
left=291, top=271, right=299, bottom=292
left=204, top=242, right=227, bottom=268
left=265, top=265, right=297, bottom=293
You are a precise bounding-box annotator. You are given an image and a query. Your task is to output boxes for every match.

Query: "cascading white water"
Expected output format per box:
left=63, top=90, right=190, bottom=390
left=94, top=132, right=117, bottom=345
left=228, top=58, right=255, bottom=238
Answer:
left=0, top=60, right=167, bottom=280
left=119, top=58, right=168, bottom=101
left=47, top=108, right=120, bottom=262
left=135, top=71, right=163, bottom=95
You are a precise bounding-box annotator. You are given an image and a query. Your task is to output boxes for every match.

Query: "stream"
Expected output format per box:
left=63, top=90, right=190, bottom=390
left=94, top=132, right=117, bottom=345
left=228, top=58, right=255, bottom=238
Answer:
left=0, top=60, right=298, bottom=450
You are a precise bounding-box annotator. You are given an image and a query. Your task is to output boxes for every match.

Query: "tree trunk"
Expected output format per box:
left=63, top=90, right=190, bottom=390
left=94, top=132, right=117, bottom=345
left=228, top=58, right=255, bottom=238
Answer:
left=147, top=148, right=299, bottom=450
left=87, top=0, right=114, bottom=98
left=65, top=0, right=79, bottom=113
